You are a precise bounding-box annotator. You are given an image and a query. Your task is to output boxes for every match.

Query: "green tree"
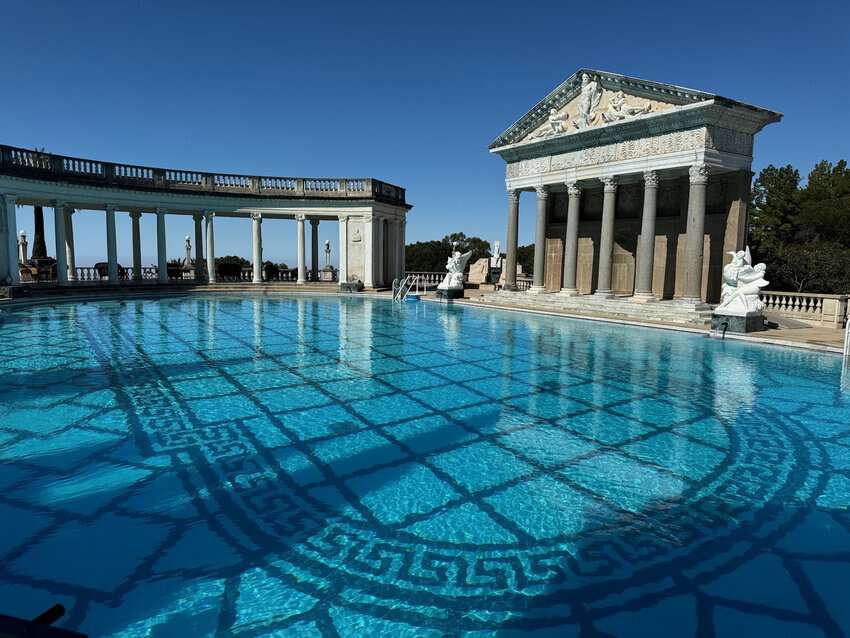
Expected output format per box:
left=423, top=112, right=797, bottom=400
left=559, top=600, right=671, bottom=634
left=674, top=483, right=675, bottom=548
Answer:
left=516, top=244, right=534, bottom=275
left=749, top=164, right=800, bottom=260
left=405, top=233, right=491, bottom=272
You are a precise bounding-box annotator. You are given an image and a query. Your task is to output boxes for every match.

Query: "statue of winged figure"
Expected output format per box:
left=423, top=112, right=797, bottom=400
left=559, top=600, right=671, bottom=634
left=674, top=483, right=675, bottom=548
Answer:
left=716, top=247, right=769, bottom=315
left=437, top=245, right=473, bottom=291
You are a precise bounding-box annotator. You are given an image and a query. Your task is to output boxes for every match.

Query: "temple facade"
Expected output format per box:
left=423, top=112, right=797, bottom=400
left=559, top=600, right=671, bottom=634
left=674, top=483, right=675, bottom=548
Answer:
left=490, top=69, right=781, bottom=318
left=0, top=145, right=411, bottom=290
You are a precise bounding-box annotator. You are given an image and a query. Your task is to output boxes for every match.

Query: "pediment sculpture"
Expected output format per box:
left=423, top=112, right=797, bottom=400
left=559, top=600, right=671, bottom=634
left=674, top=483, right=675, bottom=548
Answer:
left=716, top=247, right=769, bottom=316
left=574, top=73, right=602, bottom=130
left=601, top=90, right=652, bottom=123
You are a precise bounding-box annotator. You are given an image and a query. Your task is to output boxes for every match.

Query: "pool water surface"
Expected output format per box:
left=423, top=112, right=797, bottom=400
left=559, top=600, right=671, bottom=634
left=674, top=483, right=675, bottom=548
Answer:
left=0, top=296, right=848, bottom=637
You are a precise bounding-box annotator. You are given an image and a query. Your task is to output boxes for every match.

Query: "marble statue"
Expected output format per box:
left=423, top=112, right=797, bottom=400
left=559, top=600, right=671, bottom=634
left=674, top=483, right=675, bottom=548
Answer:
left=490, top=240, right=502, bottom=268
left=601, top=90, right=652, bottom=123
left=716, top=247, right=768, bottom=315
left=324, top=240, right=331, bottom=268
left=574, top=73, right=602, bottom=130
left=437, top=243, right=473, bottom=293
left=532, top=109, right=570, bottom=138
left=183, top=235, right=192, bottom=269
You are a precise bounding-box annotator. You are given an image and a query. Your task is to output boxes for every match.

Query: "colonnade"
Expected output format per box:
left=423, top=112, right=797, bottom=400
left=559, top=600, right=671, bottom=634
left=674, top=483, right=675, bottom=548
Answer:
left=503, top=162, right=710, bottom=303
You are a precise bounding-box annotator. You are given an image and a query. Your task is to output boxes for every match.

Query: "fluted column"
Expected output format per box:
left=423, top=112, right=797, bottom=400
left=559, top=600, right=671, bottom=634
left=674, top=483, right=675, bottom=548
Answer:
left=363, top=215, right=374, bottom=288
left=129, top=212, right=142, bottom=280
left=374, top=216, right=384, bottom=287
left=53, top=202, right=68, bottom=284
left=193, top=213, right=204, bottom=280
left=156, top=209, right=167, bottom=283
left=504, top=189, right=520, bottom=291
left=252, top=212, right=263, bottom=283
left=204, top=210, right=216, bottom=283
left=106, top=205, right=118, bottom=283
left=310, top=219, right=319, bottom=282
left=296, top=214, right=306, bottom=284
left=528, top=185, right=549, bottom=293
left=337, top=215, right=348, bottom=284
left=634, top=171, right=659, bottom=301
left=4, top=195, right=19, bottom=285
left=683, top=163, right=709, bottom=301
left=594, top=176, right=618, bottom=297
left=65, top=208, right=76, bottom=281
left=399, top=219, right=406, bottom=277
left=560, top=182, right=581, bottom=295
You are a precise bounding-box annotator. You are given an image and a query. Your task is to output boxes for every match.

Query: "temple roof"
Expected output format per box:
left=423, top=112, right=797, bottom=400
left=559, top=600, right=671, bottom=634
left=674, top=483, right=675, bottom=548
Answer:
left=489, top=68, right=782, bottom=151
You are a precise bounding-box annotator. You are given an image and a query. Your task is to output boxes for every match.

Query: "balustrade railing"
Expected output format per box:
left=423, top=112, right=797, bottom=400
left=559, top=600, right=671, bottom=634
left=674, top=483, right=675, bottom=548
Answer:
left=404, top=271, right=443, bottom=287
left=0, top=144, right=407, bottom=206
left=516, top=276, right=533, bottom=291
left=760, top=291, right=848, bottom=327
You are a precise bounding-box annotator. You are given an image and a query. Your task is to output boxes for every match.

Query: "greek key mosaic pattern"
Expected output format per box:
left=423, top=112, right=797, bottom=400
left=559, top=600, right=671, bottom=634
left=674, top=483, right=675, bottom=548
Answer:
left=0, top=296, right=848, bottom=637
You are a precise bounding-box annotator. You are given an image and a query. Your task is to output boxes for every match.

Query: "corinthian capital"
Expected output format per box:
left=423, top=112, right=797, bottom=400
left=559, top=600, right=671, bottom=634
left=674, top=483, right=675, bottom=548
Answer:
left=566, top=182, right=581, bottom=197
left=535, top=185, right=550, bottom=199
left=643, top=171, right=659, bottom=188
left=689, top=163, right=710, bottom=184
left=508, top=189, right=520, bottom=204
left=251, top=211, right=262, bottom=222
left=295, top=213, right=306, bottom=222
left=602, top=176, right=618, bottom=193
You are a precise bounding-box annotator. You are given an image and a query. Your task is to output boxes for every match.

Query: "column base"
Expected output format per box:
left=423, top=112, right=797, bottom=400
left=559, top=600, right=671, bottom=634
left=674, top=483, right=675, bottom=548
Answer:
left=631, top=291, right=657, bottom=303
left=253, top=279, right=263, bottom=284
left=297, top=280, right=306, bottom=285
left=527, top=285, right=547, bottom=294
left=558, top=287, right=580, bottom=297
left=592, top=289, right=614, bottom=299
left=502, top=283, right=518, bottom=292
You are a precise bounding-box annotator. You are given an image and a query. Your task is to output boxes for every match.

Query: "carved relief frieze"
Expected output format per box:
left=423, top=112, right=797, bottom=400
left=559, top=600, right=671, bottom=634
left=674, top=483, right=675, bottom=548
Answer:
left=507, top=128, right=709, bottom=178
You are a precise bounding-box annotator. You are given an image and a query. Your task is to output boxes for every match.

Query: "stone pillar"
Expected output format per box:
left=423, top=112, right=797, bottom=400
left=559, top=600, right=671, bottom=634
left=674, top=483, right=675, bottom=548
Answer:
left=363, top=215, right=374, bottom=288
left=204, top=210, right=216, bottom=283
left=594, top=176, right=618, bottom=297
left=374, top=216, right=384, bottom=287
left=310, top=219, right=319, bottom=282
left=193, top=213, right=204, bottom=280
left=252, top=212, right=263, bottom=284
left=65, top=208, right=76, bottom=282
left=560, top=182, right=581, bottom=295
left=529, top=185, right=549, bottom=293
left=106, top=205, right=118, bottom=283
left=504, top=190, right=520, bottom=291
left=296, top=214, right=306, bottom=284
left=129, top=211, right=142, bottom=280
left=4, top=195, right=19, bottom=285
left=337, top=215, right=348, bottom=284
left=633, top=171, right=659, bottom=301
left=683, top=164, right=709, bottom=301
left=156, top=209, right=167, bottom=283
left=53, top=202, right=68, bottom=284
left=399, top=219, right=406, bottom=277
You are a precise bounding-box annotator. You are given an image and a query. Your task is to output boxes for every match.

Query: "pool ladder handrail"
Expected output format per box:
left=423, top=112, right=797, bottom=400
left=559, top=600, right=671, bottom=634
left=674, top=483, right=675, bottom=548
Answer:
left=392, top=274, right=423, bottom=302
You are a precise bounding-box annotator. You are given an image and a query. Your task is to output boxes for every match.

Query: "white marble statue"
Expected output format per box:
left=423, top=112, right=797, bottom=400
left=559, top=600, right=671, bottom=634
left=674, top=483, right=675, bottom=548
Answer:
left=715, top=247, right=769, bottom=315
left=532, top=109, right=570, bottom=138
left=601, top=90, right=652, bottom=123
left=574, top=73, right=602, bottom=130
left=437, top=244, right=473, bottom=291
left=183, top=235, right=192, bottom=268
left=490, top=240, right=502, bottom=268
left=324, top=240, right=331, bottom=268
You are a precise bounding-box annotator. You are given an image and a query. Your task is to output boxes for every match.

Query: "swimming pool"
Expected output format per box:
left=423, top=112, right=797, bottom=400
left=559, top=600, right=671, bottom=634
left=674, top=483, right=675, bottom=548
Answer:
left=0, top=295, right=848, bottom=637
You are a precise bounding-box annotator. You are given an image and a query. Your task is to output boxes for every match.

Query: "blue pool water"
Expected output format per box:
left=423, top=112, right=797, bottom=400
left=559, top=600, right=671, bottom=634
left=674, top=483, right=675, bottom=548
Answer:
left=0, top=295, right=849, bottom=637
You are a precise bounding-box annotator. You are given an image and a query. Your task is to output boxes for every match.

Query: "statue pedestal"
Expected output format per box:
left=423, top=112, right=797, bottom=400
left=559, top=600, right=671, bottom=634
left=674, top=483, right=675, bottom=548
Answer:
left=436, top=288, right=463, bottom=301
left=711, top=311, right=765, bottom=333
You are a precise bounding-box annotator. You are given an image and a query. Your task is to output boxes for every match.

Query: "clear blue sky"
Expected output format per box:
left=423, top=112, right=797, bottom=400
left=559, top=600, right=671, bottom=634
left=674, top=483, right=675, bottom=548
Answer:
left=2, top=0, right=848, bottom=267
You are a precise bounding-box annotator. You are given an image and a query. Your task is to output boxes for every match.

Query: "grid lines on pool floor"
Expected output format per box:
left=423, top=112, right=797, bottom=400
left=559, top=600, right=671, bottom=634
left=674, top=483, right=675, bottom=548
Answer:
left=0, top=297, right=848, bottom=637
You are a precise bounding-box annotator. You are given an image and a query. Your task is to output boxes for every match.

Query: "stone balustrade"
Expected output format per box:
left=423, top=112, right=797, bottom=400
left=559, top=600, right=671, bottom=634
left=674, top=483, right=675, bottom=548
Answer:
left=405, top=272, right=444, bottom=287
left=516, top=276, right=533, bottom=292
left=0, top=144, right=407, bottom=206
left=760, top=291, right=848, bottom=327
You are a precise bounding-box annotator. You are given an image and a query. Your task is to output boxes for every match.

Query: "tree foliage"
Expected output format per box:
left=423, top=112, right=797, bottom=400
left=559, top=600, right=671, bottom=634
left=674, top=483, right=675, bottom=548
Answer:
left=749, top=160, right=850, bottom=293
left=405, top=233, right=491, bottom=272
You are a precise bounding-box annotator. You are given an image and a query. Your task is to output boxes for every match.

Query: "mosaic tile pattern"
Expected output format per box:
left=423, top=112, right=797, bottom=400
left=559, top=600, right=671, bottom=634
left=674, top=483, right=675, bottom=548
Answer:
left=0, top=296, right=848, bottom=637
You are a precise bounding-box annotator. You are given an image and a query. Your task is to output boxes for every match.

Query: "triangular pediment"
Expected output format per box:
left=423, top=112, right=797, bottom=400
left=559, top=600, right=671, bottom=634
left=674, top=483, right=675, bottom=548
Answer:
left=491, top=69, right=716, bottom=149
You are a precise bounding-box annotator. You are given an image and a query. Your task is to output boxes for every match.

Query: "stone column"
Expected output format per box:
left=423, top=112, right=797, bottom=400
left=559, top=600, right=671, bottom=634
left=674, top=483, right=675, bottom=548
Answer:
left=204, top=210, right=216, bottom=283
left=504, top=190, right=520, bottom=291
left=373, top=215, right=384, bottom=287
left=310, top=219, right=319, bottom=282
left=129, top=211, right=142, bottom=280
left=594, top=176, right=618, bottom=297
left=252, top=212, right=263, bottom=284
left=399, top=219, right=406, bottom=277
left=193, top=213, right=204, bottom=280
left=529, top=185, right=549, bottom=293
left=105, top=205, right=118, bottom=283
left=633, top=171, right=659, bottom=301
left=296, top=214, right=306, bottom=284
left=4, top=195, right=19, bottom=285
left=64, top=208, right=77, bottom=282
left=156, top=209, right=167, bottom=283
left=363, top=215, right=374, bottom=288
left=560, top=182, right=581, bottom=295
left=683, top=163, right=709, bottom=301
left=53, top=202, right=68, bottom=284
left=337, top=215, right=348, bottom=284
